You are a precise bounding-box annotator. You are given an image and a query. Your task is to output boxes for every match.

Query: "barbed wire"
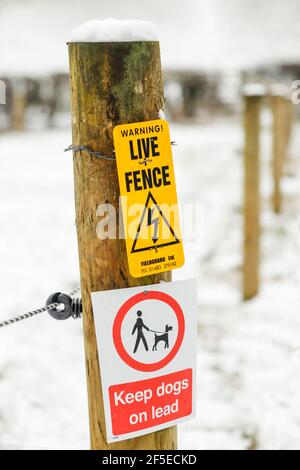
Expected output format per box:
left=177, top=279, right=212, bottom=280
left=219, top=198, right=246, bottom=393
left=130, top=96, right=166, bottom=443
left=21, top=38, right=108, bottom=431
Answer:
left=65, top=141, right=177, bottom=161
left=65, top=145, right=115, bottom=161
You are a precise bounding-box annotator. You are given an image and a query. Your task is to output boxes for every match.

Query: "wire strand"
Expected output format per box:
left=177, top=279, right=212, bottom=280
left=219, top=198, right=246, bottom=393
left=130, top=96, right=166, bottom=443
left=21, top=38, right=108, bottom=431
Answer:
left=0, top=287, right=80, bottom=329
left=0, top=303, right=60, bottom=329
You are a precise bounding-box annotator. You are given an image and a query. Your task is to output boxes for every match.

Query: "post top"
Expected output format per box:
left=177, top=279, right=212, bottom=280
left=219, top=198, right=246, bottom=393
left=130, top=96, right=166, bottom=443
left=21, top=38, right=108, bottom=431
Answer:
left=242, top=83, right=267, bottom=98
left=68, top=19, right=159, bottom=43
left=269, top=83, right=290, bottom=98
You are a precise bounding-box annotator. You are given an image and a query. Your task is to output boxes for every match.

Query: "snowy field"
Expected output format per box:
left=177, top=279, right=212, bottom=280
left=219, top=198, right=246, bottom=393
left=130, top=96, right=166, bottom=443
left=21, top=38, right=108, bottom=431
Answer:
left=1, top=114, right=300, bottom=449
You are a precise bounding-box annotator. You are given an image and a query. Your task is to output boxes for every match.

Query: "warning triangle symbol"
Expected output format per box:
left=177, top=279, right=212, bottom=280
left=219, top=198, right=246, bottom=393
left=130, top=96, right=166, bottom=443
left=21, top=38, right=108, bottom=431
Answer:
left=131, top=191, right=180, bottom=253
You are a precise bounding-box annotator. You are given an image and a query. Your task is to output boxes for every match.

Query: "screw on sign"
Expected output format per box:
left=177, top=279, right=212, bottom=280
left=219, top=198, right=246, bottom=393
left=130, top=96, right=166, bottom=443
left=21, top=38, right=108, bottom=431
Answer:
left=92, top=279, right=197, bottom=442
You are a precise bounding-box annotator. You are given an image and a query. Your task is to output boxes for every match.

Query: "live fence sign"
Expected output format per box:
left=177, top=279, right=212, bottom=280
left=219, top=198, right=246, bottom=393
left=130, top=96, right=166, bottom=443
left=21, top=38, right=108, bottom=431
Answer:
left=92, top=279, right=197, bottom=442
left=113, top=119, right=185, bottom=278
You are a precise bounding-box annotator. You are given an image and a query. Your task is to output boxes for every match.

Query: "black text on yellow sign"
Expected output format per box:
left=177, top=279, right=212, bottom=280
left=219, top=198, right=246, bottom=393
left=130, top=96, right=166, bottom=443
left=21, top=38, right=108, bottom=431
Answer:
left=113, top=119, right=184, bottom=278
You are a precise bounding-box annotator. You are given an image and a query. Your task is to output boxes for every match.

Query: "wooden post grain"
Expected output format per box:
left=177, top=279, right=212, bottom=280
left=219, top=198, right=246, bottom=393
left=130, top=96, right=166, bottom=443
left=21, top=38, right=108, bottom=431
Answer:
left=271, top=94, right=287, bottom=213
left=243, top=92, right=262, bottom=300
left=68, top=42, right=176, bottom=450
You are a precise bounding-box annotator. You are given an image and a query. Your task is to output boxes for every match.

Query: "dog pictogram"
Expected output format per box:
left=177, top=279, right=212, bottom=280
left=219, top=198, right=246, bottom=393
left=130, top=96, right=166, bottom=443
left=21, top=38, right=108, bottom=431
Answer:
left=152, top=324, right=173, bottom=351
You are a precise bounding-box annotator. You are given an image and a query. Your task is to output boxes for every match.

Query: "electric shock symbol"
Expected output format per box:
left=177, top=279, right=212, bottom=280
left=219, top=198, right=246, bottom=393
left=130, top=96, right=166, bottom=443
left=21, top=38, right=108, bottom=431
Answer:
left=131, top=191, right=180, bottom=253
left=147, top=208, right=159, bottom=244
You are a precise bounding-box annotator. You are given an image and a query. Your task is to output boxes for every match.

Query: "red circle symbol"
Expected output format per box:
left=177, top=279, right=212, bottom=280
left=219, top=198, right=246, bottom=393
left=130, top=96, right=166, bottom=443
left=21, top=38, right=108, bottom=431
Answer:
left=113, top=291, right=185, bottom=372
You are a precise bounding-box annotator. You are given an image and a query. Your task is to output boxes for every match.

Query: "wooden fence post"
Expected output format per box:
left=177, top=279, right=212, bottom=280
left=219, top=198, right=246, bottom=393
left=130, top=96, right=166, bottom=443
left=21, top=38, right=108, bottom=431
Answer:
left=283, top=97, right=294, bottom=168
left=271, top=91, right=287, bottom=213
left=68, top=40, right=176, bottom=450
left=11, top=79, right=26, bottom=131
left=285, top=97, right=293, bottom=142
left=243, top=87, right=263, bottom=300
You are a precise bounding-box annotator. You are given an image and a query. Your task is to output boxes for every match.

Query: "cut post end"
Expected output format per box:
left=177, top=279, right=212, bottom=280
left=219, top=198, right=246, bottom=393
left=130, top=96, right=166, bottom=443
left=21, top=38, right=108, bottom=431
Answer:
left=68, top=19, right=159, bottom=43
left=242, top=83, right=267, bottom=98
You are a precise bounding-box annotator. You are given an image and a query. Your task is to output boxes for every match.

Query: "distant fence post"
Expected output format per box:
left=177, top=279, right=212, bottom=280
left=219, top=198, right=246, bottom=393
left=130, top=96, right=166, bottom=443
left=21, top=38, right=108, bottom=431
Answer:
left=284, top=97, right=292, bottom=141
left=271, top=88, right=289, bottom=213
left=242, top=86, right=263, bottom=300
left=68, top=40, right=176, bottom=450
left=283, top=96, right=294, bottom=167
left=11, top=80, right=26, bottom=131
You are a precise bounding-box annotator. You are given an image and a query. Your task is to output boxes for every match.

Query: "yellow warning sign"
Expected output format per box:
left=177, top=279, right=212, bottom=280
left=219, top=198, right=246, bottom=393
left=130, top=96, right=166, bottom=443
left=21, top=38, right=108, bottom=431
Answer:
left=113, top=119, right=184, bottom=278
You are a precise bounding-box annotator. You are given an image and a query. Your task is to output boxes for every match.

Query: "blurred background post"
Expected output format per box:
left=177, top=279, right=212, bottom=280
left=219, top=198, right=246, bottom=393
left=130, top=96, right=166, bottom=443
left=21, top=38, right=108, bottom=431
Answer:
left=242, top=87, right=263, bottom=300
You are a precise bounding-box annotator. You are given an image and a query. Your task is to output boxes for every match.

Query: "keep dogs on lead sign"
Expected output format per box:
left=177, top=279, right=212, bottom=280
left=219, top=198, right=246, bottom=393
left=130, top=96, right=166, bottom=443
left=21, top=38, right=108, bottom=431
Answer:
left=91, top=279, right=197, bottom=442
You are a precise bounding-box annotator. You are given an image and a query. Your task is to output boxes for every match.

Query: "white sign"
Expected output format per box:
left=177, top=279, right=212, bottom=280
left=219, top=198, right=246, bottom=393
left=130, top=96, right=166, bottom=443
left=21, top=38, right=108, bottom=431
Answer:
left=91, top=279, right=197, bottom=443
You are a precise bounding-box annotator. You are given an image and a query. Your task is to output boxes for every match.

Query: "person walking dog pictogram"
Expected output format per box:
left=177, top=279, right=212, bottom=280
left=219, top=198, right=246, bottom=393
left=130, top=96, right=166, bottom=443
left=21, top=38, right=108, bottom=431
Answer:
left=132, top=310, right=150, bottom=353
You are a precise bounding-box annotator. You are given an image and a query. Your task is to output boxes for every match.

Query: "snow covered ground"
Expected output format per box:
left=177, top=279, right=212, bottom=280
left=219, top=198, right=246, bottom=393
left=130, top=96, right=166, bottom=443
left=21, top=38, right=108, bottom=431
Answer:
left=0, top=113, right=300, bottom=449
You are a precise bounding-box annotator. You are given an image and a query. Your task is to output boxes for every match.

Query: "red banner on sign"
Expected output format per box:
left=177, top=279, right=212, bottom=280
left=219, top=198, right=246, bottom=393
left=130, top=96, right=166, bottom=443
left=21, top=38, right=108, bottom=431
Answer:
left=109, top=368, right=193, bottom=436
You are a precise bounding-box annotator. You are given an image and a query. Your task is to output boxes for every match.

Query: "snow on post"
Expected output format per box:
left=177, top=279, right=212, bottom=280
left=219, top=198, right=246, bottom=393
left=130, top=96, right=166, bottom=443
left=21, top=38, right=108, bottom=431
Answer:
left=69, top=19, right=159, bottom=43
left=242, top=82, right=266, bottom=98
left=67, top=20, right=175, bottom=450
